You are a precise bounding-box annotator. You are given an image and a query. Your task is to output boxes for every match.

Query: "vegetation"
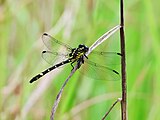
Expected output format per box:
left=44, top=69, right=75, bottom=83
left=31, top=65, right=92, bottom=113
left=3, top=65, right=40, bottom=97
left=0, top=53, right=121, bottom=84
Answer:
left=0, top=0, right=159, bottom=120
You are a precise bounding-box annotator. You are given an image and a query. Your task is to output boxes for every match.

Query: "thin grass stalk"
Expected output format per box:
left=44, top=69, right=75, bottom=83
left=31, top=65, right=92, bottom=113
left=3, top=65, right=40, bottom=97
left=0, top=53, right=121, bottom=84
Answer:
left=120, top=0, right=127, bottom=119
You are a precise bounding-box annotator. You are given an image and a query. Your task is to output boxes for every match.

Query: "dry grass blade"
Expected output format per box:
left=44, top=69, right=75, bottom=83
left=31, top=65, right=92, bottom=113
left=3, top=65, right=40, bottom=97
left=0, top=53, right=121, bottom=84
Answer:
left=102, top=98, right=122, bottom=120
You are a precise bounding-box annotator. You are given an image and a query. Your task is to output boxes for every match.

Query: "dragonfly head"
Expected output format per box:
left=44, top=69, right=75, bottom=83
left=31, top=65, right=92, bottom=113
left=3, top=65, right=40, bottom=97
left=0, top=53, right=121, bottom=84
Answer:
left=78, top=44, right=89, bottom=53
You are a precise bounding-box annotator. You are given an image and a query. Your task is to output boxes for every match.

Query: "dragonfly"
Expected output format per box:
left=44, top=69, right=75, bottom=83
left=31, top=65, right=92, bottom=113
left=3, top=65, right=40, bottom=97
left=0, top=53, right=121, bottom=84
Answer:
left=29, top=33, right=121, bottom=83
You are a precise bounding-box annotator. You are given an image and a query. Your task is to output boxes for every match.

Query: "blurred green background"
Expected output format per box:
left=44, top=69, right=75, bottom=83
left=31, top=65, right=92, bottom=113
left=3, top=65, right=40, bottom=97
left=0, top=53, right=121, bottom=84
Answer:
left=0, top=0, right=159, bottom=120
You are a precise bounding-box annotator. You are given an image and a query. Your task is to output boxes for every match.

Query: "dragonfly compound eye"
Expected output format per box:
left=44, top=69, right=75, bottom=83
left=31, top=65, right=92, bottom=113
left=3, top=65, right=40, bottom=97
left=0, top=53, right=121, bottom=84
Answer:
left=83, top=45, right=89, bottom=52
left=78, top=44, right=85, bottom=48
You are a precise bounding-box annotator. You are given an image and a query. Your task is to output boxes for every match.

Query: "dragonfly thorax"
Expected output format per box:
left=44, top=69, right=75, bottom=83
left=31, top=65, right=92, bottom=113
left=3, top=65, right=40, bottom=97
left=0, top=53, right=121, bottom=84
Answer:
left=69, top=44, right=89, bottom=60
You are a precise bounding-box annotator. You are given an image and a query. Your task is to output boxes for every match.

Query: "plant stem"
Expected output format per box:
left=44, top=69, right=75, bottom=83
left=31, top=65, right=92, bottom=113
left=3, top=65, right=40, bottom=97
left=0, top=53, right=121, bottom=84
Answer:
left=120, top=0, right=127, bottom=120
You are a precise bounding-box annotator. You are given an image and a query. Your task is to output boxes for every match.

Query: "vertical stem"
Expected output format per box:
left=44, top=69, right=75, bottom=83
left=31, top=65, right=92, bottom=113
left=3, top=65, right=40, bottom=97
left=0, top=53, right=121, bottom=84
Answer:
left=120, top=0, right=127, bottom=120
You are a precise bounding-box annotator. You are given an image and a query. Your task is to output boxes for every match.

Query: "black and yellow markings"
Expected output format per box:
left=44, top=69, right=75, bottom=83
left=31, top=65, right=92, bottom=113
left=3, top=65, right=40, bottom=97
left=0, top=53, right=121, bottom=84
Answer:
left=30, top=44, right=89, bottom=83
left=30, top=59, right=71, bottom=83
left=39, top=73, right=43, bottom=76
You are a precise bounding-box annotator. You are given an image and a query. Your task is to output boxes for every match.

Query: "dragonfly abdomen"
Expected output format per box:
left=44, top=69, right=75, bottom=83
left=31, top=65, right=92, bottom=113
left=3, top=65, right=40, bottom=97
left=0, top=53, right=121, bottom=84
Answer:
left=29, top=59, right=71, bottom=83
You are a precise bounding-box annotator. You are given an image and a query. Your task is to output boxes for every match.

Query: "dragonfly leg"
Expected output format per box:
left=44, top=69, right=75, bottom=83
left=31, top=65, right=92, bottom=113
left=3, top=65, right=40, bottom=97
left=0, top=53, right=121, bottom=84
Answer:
left=71, top=60, right=77, bottom=70
left=77, top=60, right=81, bottom=69
left=77, top=56, right=84, bottom=69
left=82, top=56, right=85, bottom=64
left=84, top=54, right=88, bottom=59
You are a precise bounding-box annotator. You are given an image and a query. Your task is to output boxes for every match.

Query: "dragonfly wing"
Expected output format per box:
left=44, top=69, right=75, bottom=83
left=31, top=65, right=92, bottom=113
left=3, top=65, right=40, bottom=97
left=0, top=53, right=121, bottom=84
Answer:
left=79, top=59, right=120, bottom=81
left=42, top=33, right=72, bottom=53
left=41, top=50, right=69, bottom=65
left=90, top=51, right=122, bottom=57
left=88, top=51, right=121, bottom=66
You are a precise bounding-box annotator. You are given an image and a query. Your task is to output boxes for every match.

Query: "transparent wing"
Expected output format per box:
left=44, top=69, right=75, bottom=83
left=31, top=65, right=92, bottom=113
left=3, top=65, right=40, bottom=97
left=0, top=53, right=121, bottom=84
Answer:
left=79, top=59, right=120, bottom=81
left=91, top=51, right=122, bottom=57
left=41, top=50, right=69, bottom=65
left=76, top=51, right=121, bottom=81
left=88, top=51, right=122, bottom=66
left=42, top=33, right=72, bottom=53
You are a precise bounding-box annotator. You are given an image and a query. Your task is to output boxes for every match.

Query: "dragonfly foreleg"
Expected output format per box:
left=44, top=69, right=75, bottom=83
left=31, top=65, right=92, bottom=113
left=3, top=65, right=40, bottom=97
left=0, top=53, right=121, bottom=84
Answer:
left=84, top=54, right=88, bottom=59
left=71, top=59, right=77, bottom=70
